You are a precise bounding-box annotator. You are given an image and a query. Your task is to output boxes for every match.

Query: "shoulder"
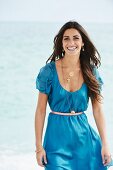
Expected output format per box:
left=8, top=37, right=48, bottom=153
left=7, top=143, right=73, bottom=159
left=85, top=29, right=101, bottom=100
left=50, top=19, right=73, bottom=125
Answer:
left=91, top=65, right=104, bottom=85
left=35, top=62, right=54, bottom=94
left=91, top=65, right=101, bottom=77
left=38, top=61, right=54, bottom=80
left=92, top=65, right=98, bottom=76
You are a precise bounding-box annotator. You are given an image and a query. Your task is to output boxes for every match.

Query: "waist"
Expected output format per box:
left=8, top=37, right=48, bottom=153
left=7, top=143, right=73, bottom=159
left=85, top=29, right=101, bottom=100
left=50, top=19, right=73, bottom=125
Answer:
left=51, top=111, right=83, bottom=116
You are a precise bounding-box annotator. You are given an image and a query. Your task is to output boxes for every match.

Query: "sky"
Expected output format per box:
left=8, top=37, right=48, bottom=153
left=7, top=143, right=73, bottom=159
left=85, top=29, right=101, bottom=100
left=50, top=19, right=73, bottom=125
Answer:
left=0, top=0, right=113, bottom=22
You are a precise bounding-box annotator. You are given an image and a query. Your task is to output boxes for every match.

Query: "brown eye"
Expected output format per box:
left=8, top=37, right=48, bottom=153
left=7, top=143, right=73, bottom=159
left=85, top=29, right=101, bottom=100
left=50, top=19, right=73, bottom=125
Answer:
left=64, top=38, right=69, bottom=41
left=73, top=37, right=79, bottom=40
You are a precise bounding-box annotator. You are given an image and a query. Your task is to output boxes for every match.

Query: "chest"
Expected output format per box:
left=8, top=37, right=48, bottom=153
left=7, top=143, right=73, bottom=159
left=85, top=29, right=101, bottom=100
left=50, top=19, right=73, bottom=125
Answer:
left=56, top=66, right=84, bottom=92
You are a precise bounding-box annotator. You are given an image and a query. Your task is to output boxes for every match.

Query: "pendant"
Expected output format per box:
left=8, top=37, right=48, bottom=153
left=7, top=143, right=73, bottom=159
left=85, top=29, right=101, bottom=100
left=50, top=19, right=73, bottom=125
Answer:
left=69, top=72, right=74, bottom=77
left=67, top=78, right=70, bottom=82
left=71, top=110, right=76, bottom=114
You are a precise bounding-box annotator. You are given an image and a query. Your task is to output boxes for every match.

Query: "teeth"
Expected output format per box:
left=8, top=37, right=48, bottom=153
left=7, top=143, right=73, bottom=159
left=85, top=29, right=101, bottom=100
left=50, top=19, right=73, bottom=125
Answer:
left=67, top=47, right=77, bottom=51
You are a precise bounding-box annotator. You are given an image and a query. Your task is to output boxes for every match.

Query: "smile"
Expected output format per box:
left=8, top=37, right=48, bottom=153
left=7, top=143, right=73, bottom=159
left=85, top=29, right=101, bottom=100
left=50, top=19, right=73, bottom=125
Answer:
left=67, top=47, right=77, bottom=51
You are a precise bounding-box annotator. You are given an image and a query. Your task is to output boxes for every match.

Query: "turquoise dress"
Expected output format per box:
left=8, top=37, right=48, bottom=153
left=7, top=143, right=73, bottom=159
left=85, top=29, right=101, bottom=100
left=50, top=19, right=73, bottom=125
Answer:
left=36, top=61, right=113, bottom=170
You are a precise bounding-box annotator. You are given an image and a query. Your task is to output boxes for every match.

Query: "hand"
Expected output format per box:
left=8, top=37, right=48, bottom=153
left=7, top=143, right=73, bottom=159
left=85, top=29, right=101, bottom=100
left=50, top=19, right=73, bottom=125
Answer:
left=36, top=147, right=47, bottom=167
left=101, top=145, right=112, bottom=166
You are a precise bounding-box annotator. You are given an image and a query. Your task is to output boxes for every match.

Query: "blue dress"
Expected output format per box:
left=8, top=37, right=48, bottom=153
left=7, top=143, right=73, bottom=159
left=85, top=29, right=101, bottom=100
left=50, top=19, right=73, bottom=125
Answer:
left=36, top=61, right=113, bottom=170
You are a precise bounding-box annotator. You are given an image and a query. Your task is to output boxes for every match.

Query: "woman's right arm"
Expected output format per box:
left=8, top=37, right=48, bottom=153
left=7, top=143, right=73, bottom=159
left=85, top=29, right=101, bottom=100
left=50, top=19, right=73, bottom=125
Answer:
left=34, top=92, right=48, bottom=166
left=35, top=92, right=48, bottom=147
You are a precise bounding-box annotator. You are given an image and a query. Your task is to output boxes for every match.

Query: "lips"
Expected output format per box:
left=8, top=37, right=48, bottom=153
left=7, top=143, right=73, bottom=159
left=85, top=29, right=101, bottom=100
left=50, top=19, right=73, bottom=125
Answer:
left=67, top=46, right=77, bottom=51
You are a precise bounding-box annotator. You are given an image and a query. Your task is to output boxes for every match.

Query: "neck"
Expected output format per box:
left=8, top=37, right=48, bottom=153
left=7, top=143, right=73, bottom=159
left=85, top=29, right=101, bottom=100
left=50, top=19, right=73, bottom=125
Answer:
left=61, top=54, right=81, bottom=68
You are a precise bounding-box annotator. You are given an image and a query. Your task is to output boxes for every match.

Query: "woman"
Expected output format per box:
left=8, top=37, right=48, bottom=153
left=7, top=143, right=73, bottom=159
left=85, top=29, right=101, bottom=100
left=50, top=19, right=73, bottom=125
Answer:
left=35, top=21, right=113, bottom=170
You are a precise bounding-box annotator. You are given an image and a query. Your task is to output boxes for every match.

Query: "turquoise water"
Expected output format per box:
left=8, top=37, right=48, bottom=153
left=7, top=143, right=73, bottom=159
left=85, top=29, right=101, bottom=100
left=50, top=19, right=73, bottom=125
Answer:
left=0, top=22, right=113, bottom=170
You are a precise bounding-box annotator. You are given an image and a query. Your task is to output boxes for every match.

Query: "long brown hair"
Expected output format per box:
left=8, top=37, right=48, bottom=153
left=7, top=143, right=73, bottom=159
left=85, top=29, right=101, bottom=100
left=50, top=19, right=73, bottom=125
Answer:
left=46, top=21, right=103, bottom=102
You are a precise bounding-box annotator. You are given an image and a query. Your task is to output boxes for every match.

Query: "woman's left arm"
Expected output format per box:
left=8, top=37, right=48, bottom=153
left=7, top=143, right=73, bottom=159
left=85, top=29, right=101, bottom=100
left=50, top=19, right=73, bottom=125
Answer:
left=91, top=98, right=111, bottom=166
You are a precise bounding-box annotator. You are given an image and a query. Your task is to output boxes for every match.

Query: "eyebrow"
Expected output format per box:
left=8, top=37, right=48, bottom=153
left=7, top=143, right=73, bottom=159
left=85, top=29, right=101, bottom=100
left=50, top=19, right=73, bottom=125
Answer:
left=63, top=35, right=80, bottom=37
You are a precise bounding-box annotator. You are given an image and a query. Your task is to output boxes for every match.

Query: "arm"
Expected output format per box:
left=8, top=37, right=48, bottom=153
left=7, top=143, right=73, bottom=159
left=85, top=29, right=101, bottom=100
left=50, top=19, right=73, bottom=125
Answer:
left=91, top=98, right=108, bottom=146
left=91, top=97, right=111, bottom=166
left=35, top=92, right=48, bottom=149
left=35, top=64, right=52, bottom=166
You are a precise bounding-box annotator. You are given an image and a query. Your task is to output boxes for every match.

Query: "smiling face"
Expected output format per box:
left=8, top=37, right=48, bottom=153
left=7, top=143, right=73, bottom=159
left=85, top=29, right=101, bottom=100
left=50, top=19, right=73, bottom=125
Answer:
left=62, top=28, right=84, bottom=57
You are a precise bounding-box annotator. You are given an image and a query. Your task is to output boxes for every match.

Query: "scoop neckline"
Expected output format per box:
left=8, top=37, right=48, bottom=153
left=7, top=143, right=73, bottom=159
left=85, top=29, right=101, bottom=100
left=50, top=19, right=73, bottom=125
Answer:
left=52, top=60, right=86, bottom=94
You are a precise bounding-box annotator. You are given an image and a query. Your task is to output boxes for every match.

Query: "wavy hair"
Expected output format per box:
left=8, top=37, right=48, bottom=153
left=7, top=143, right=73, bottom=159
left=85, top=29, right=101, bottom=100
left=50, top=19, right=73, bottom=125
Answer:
left=46, top=21, right=103, bottom=102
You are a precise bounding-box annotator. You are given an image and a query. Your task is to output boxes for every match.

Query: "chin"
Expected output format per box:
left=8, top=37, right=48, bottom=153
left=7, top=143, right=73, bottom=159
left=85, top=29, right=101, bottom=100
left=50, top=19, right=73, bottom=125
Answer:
left=66, top=51, right=80, bottom=57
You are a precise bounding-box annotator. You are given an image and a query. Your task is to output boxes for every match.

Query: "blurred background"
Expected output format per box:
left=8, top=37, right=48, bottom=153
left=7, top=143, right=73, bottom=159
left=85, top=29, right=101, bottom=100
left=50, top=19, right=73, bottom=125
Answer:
left=0, top=0, right=113, bottom=169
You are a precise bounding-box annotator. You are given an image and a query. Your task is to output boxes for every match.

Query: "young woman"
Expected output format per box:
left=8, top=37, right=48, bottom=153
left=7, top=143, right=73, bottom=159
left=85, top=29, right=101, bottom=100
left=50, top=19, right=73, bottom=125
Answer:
left=35, top=21, right=113, bottom=170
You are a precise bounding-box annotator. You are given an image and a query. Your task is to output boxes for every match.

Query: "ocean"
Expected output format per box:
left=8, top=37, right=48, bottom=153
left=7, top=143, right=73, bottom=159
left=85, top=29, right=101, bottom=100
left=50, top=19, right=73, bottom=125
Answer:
left=0, top=22, right=113, bottom=170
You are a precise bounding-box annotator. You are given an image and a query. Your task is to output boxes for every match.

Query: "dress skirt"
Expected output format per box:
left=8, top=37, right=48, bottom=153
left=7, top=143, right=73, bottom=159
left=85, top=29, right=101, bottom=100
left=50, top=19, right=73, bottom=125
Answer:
left=43, top=112, right=109, bottom=170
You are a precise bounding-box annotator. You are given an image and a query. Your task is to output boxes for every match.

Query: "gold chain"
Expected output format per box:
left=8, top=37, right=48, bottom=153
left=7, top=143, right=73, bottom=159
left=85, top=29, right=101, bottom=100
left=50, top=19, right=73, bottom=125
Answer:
left=61, top=59, right=81, bottom=114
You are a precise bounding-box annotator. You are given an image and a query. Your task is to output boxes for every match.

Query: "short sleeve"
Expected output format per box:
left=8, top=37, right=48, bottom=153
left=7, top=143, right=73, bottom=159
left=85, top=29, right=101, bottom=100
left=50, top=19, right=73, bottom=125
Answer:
left=93, top=66, right=104, bottom=92
left=35, top=64, right=53, bottom=95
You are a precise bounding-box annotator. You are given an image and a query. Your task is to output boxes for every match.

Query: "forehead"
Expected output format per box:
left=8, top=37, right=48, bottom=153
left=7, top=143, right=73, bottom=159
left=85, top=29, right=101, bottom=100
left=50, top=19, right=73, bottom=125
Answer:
left=63, top=28, right=81, bottom=36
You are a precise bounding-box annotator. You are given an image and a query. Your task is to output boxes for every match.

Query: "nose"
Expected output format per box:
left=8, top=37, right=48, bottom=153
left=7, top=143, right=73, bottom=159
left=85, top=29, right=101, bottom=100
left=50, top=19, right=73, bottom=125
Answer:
left=69, top=39, right=75, bottom=46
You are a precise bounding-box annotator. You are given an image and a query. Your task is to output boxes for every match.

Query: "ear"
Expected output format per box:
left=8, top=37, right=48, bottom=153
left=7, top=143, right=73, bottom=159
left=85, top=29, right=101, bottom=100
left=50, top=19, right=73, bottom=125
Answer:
left=82, top=42, right=84, bottom=46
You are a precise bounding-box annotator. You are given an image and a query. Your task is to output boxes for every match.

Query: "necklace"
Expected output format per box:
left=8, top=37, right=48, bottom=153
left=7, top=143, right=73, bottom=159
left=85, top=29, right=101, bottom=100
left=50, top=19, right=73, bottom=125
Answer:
left=60, top=60, right=81, bottom=83
left=66, top=69, right=80, bottom=83
left=61, top=59, right=81, bottom=114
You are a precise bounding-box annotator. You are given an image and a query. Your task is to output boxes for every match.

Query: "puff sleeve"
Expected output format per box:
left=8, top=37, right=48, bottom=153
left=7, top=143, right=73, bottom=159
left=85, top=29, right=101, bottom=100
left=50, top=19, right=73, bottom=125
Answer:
left=36, top=64, right=53, bottom=95
left=93, top=66, right=104, bottom=92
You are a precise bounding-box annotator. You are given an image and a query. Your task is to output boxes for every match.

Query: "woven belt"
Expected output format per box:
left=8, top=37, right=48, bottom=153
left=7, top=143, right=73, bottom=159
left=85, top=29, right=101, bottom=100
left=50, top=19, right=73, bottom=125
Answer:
left=51, top=111, right=83, bottom=116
